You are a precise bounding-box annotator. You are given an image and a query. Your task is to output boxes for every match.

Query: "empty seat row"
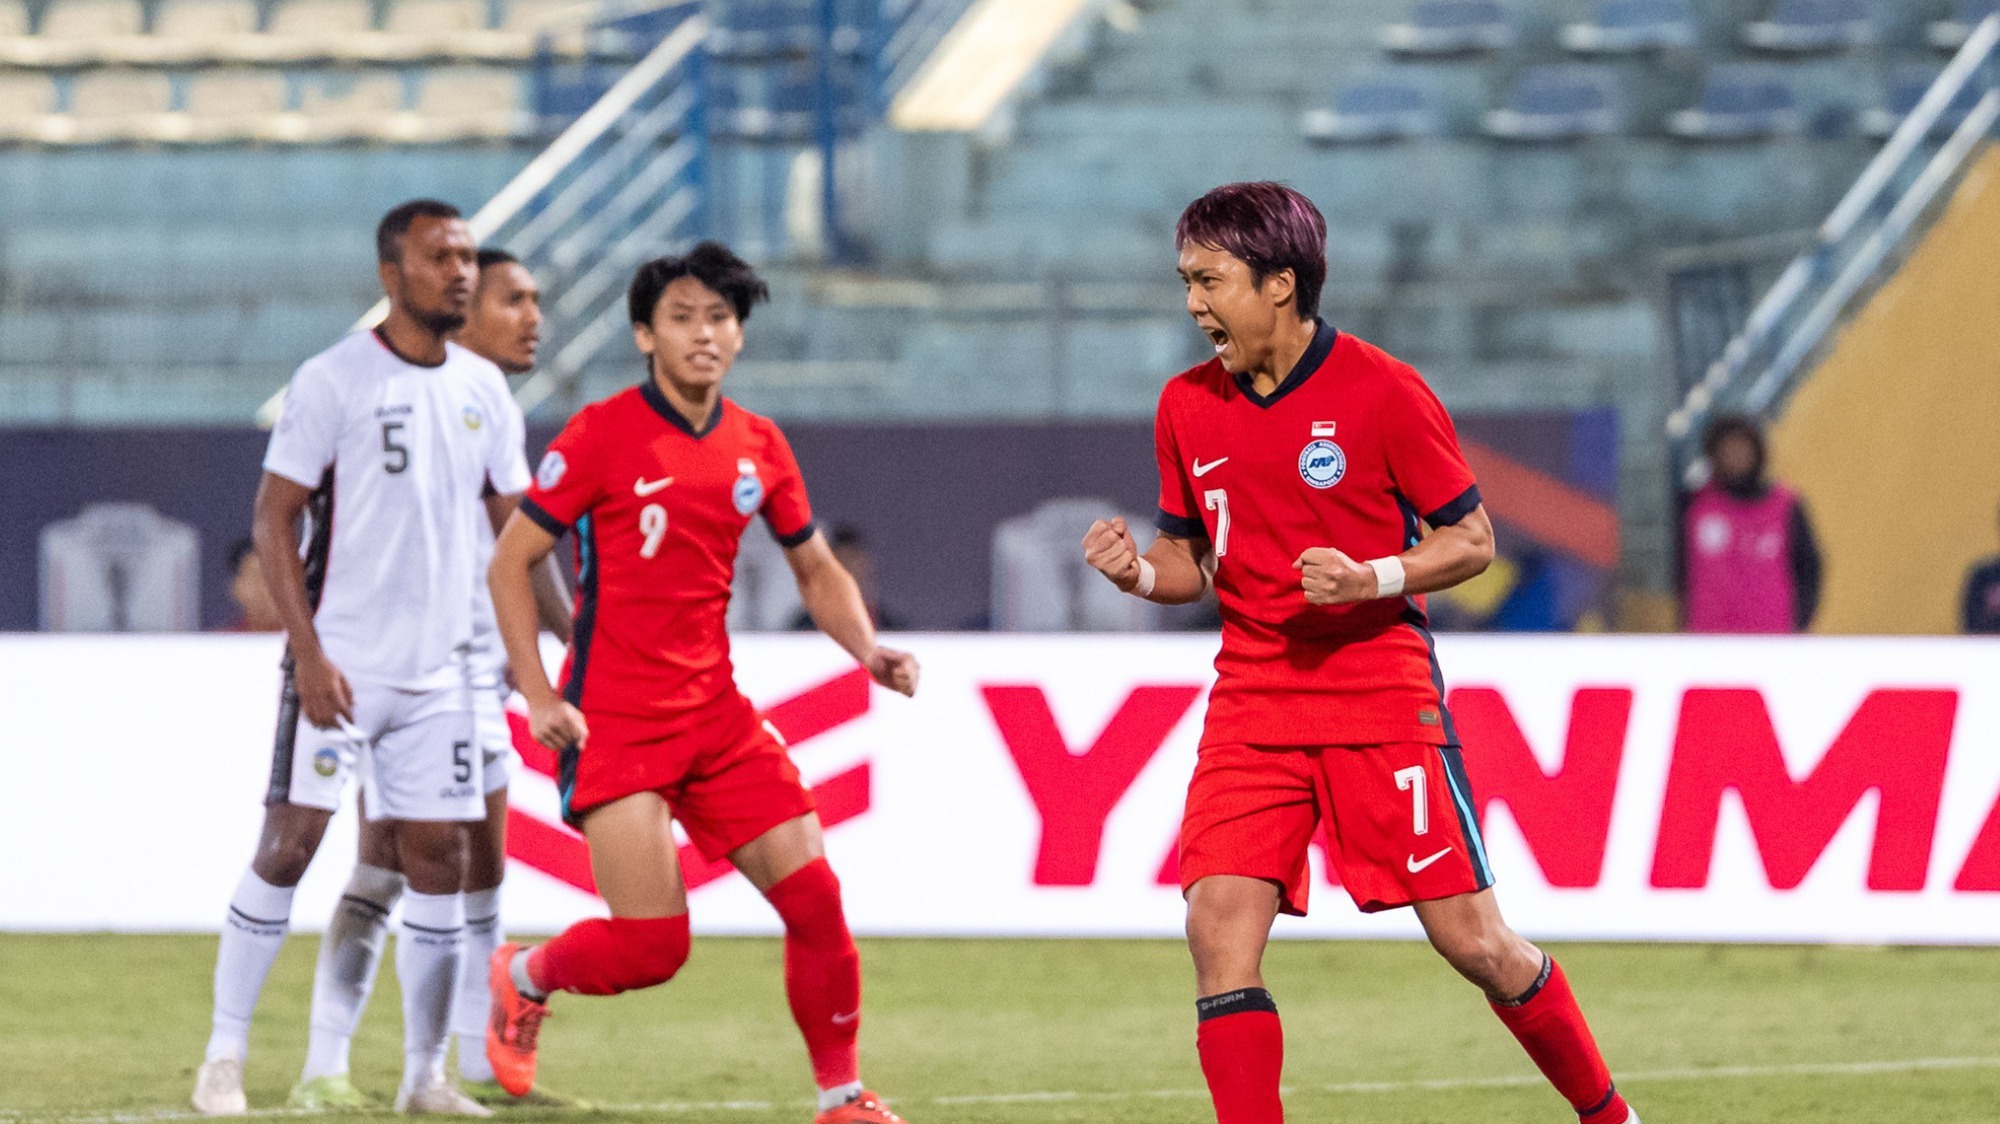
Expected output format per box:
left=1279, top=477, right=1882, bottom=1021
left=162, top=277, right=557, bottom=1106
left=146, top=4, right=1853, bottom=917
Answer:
left=1303, top=63, right=1981, bottom=144
left=1382, top=0, right=1996, bottom=58
left=0, top=66, right=528, bottom=144
left=0, top=0, right=589, bottom=66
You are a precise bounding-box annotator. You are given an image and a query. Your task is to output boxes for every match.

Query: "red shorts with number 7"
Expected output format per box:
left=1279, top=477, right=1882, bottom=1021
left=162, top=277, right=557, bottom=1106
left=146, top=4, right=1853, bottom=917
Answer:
left=1177, top=741, right=1495, bottom=916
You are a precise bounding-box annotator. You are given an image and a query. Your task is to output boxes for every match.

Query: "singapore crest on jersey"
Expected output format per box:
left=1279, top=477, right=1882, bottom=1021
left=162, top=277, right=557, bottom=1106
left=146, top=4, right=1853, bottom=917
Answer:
left=1298, top=439, right=1346, bottom=489
left=536, top=450, right=567, bottom=490
left=733, top=457, right=764, bottom=515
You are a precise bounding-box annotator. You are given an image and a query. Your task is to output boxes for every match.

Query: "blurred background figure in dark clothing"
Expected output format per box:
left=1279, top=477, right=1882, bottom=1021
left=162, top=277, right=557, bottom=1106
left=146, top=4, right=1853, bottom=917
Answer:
left=1682, top=416, right=1822, bottom=633
left=790, top=524, right=905, bottom=632
left=1960, top=503, right=2000, bottom=634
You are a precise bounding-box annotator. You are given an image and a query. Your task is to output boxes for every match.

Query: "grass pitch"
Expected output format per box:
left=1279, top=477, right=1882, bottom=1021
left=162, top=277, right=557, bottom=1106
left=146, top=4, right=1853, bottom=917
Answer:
left=4, top=934, right=1999, bottom=1122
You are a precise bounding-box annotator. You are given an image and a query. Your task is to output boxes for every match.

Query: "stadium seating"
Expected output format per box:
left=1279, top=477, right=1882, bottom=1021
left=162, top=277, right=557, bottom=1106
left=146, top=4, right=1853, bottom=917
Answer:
left=1301, top=77, right=1440, bottom=144
left=1559, top=0, right=1698, bottom=54
left=1667, top=66, right=1804, bottom=140
left=1484, top=65, right=1625, bottom=140
left=60, top=69, right=177, bottom=144
left=40, top=0, right=146, bottom=41
left=1929, top=0, right=2000, bottom=50
left=1379, top=0, right=1514, bottom=56
left=0, top=72, right=59, bottom=142
left=1857, top=63, right=1985, bottom=138
left=0, top=0, right=589, bottom=66
left=1742, top=0, right=1875, bottom=53
left=180, top=69, right=293, bottom=142
left=154, top=0, right=264, bottom=41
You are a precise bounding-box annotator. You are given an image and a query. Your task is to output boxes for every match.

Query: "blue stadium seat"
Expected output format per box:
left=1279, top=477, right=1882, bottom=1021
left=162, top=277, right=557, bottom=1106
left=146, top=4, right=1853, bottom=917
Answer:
left=1379, top=0, right=1512, bottom=56
left=709, top=0, right=817, bottom=60
left=1301, top=76, right=1439, bottom=143
left=1559, top=0, right=1697, bottom=54
left=1667, top=65, right=1803, bottom=139
left=1742, top=0, right=1874, bottom=53
left=1857, top=63, right=1986, bottom=137
left=1928, top=0, right=2000, bottom=50
left=1484, top=65, right=1624, bottom=140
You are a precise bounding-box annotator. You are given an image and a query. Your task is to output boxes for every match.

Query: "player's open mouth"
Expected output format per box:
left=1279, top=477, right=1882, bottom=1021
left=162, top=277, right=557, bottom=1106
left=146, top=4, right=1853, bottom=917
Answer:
left=1205, top=327, right=1229, bottom=354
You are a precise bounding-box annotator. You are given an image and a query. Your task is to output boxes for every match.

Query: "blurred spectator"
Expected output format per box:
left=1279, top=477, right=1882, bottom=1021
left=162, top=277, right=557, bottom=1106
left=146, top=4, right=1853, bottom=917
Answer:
left=790, top=524, right=906, bottom=631
left=222, top=536, right=283, bottom=632
left=1960, top=504, right=2000, bottom=634
left=1682, top=416, right=1822, bottom=633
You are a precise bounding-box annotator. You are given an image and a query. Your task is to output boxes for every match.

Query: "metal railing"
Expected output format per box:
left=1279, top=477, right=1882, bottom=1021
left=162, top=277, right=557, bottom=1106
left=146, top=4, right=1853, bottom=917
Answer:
left=1664, top=14, right=2000, bottom=464
left=871, top=0, right=980, bottom=113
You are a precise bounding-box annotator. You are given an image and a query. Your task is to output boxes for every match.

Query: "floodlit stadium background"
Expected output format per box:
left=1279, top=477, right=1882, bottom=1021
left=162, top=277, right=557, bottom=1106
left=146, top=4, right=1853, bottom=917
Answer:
left=6, top=1, right=2000, bottom=1119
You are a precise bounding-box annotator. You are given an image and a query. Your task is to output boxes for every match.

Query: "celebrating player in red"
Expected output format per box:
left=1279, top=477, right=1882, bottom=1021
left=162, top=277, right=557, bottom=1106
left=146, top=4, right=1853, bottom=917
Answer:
left=1082, top=182, right=1637, bottom=1124
left=484, top=242, right=918, bottom=1124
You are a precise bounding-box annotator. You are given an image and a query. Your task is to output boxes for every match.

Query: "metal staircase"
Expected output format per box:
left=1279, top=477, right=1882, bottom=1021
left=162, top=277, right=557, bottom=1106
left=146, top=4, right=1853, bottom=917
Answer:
left=1665, top=15, right=2000, bottom=472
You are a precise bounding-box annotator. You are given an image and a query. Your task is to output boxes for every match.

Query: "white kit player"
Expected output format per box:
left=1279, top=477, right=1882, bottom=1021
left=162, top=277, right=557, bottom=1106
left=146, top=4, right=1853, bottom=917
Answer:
left=192, top=201, right=530, bottom=1117
left=287, top=250, right=577, bottom=1111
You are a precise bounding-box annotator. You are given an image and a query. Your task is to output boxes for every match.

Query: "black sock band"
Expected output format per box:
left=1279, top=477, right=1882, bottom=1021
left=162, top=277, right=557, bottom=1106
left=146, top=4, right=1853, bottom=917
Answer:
left=1495, top=953, right=1554, bottom=1008
left=1579, top=1084, right=1619, bottom=1117
left=1196, top=987, right=1278, bottom=1022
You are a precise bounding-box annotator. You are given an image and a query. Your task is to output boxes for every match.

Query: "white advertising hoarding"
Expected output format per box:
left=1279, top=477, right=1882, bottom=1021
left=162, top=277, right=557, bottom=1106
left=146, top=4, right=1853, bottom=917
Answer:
left=1, top=633, right=1997, bottom=943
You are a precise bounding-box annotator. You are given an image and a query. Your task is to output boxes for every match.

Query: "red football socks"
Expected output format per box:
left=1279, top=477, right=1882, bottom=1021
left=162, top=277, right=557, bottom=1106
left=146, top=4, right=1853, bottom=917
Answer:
left=527, top=913, right=690, bottom=997
left=764, top=858, right=862, bottom=1091
left=1195, top=988, right=1286, bottom=1124
left=1489, top=957, right=1628, bottom=1124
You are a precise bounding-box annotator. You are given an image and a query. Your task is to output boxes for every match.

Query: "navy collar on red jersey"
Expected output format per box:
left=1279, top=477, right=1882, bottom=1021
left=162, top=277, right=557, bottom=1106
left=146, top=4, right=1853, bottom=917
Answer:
left=640, top=375, right=725, bottom=439
left=1234, top=318, right=1338, bottom=409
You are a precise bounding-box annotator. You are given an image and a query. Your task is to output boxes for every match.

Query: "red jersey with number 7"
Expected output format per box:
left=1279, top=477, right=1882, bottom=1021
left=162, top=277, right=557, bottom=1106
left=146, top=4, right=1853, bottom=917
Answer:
left=1153, top=321, right=1481, bottom=748
left=520, top=380, right=817, bottom=736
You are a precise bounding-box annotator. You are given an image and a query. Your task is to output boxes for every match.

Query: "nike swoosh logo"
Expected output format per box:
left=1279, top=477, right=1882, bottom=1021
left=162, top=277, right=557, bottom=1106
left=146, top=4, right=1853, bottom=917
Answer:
left=831, top=1010, right=860, bottom=1026
left=1192, top=457, right=1229, bottom=477
left=1406, top=847, right=1453, bottom=874
left=633, top=476, right=673, bottom=496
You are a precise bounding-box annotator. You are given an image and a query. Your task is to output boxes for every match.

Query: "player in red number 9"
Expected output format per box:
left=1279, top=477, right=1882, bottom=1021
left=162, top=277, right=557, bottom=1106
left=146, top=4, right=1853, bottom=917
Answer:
left=1082, top=183, right=1637, bottom=1124
left=485, top=242, right=918, bottom=1124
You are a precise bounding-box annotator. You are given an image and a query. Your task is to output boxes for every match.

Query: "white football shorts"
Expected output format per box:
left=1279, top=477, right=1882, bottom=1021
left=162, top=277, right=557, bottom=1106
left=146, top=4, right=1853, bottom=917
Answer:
left=469, top=662, right=516, bottom=796
left=268, top=671, right=483, bottom=822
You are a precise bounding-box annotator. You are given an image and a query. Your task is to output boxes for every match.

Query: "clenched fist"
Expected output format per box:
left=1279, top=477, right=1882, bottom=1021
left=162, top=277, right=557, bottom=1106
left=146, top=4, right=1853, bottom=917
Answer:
left=1082, top=516, right=1144, bottom=592
left=1294, top=547, right=1379, bottom=605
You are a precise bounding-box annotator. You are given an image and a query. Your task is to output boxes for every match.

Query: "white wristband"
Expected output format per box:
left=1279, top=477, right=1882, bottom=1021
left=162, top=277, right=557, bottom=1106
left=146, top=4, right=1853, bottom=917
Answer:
left=1132, top=557, right=1158, bottom=598
left=1366, top=555, right=1406, bottom=598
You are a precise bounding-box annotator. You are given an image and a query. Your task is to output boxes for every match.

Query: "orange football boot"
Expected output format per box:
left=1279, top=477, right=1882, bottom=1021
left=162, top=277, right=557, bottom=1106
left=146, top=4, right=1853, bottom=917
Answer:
left=484, top=942, right=549, bottom=1097
left=814, top=1090, right=907, bottom=1124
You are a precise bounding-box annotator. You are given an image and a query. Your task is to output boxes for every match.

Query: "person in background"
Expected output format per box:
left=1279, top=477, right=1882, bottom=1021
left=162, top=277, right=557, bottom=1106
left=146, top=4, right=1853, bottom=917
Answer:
left=789, top=524, right=905, bottom=631
left=224, top=537, right=284, bottom=632
left=1681, top=415, right=1822, bottom=633
left=1960, top=502, right=2000, bottom=634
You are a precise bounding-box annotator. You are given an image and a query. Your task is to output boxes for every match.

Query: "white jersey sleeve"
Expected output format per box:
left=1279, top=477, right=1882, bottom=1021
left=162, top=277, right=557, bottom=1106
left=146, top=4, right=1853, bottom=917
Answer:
left=481, top=370, right=532, bottom=496
left=263, top=358, right=342, bottom=487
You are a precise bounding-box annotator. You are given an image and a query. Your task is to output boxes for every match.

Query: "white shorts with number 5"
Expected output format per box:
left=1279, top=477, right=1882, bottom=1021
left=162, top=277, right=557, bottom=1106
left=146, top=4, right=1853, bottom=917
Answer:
left=268, top=671, right=483, bottom=822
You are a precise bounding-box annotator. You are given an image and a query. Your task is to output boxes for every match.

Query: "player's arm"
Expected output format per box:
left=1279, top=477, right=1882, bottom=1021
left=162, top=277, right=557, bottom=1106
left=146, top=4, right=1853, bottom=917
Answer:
left=489, top=511, right=588, bottom=749
left=783, top=530, right=918, bottom=697
left=252, top=470, right=353, bottom=727
left=484, top=491, right=573, bottom=642
left=1082, top=517, right=1214, bottom=605
left=1294, top=503, right=1495, bottom=606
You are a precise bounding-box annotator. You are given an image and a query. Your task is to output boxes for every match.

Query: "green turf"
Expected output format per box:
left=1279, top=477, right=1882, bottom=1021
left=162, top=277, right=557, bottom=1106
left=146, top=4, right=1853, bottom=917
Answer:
left=5, top=934, right=2000, bottom=1122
